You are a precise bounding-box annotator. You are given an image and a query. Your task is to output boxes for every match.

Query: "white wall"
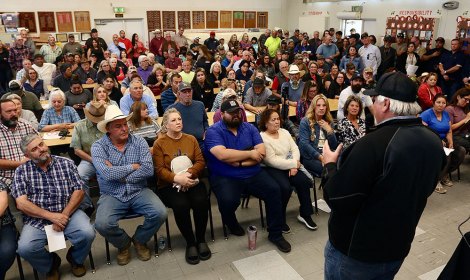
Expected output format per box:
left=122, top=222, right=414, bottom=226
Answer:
left=284, top=0, right=470, bottom=47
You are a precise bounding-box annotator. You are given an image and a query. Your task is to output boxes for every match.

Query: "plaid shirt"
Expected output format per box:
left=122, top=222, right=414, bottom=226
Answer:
left=8, top=45, right=30, bottom=71
left=91, top=133, right=154, bottom=202
left=38, top=106, right=81, bottom=131
left=0, top=120, right=38, bottom=186
left=11, top=156, right=84, bottom=230
left=39, top=44, right=62, bottom=64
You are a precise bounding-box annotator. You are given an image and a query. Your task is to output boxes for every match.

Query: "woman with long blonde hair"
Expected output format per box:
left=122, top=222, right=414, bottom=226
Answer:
left=298, top=94, right=337, bottom=176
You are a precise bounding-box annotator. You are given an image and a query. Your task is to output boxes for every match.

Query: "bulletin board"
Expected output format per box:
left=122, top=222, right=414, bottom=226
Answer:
left=177, top=11, right=191, bottom=30
left=206, top=11, right=218, bottom=29
left=257, top=12, right=268, bottom=29
left=162, top=11, right=176, bottom=32
left=192, top=11, right=205, bottom=29
left=18, top=12, right=37, bottom=33
left=220, top=11, right=232, bottom=28
left=244, top=11, right=256, bottom=28
left=456, top=16, right=470, bottom=55
left=385, top=15, right=436, bottom=46
left=38, top=12, right=56, bottom=32
left=74, top=11, right=91, bottom=32
left=56, top=12, right=74, bottom=32
left=147, top=11, right=162, bottom=31
left=233, top=11, right=244, bottom=28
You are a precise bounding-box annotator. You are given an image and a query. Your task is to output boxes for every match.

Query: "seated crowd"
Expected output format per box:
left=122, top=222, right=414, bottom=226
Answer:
left=1, top=23, right=470, bottom=280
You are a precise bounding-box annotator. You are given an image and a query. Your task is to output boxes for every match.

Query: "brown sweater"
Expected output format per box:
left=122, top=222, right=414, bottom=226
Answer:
left=152, top=133, right=205, bottom=189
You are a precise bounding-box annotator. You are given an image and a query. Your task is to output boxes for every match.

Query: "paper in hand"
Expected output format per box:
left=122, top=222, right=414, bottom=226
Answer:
left=44, top=225, right=66, bottom=252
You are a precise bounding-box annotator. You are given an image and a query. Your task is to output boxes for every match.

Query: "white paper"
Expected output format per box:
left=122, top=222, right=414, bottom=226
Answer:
left=406, top=65, right=419, bottom=76
left=443, top=147, right=454, bottom=156
left=245, top=111, right=254, bottom=117
left=42, top=132, right=61, bottom=140
left=44, top=225, right=66, bottom=252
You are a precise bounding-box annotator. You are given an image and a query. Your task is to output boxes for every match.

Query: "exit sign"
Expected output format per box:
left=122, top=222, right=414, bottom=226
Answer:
left=113, top=7, right=125, bottom=14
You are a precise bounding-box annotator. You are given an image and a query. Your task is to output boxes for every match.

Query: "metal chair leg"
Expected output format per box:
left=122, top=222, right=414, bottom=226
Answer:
left=16, top=254, right=25, bottom=280
left=33, top=268, right=39, bottom=280
left=259, top=199, right=265, bottom=229
left=88, top=251, right=96, bottom=273
left=165, top=219, right=172, bottom=251
left=313, top=179, right=319, bottom=215
left=105, top=239, right=111, bottom=265
left=154, top=233, right=159, bottom=257
left=208, top=198, right=215, bottom=242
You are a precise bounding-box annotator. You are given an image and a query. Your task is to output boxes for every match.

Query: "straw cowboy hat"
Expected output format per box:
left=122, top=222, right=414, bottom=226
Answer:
left=97, top=105, right=132, bottom=133
left=288, top=64, right=300, bottom=75
left=83, top=101, right=106, bottom=124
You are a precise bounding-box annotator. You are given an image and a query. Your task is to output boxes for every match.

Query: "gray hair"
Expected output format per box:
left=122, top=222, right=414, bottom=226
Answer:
left=5, top=94, right=22, bottom=102
left=20, top=134, right=41, bottom=154
left=48, top=88, right=66, bottom=107
left=376, top=95, right=422, bottom=116
left=160, top=108, right=181, bottom=133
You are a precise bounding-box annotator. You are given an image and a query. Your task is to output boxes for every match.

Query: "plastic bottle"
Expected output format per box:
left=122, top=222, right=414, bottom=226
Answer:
left=158, top=235, right=166, bottom=250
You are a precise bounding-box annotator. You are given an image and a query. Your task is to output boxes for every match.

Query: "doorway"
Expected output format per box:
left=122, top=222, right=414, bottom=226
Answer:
left=342, top=20, right=363, bottom=37
left=93, top=18, right=147, bottom=46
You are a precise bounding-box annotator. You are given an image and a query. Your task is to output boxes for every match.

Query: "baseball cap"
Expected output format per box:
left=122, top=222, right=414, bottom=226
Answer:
left=384, top=35, right=393, bottom=42
left=253, top=78, right=265, bottom=87
left=351, top=72, right=364, bottom=81
left=128, top=66, right=137, bottom=73
left=168, top=48, right=175, bottom=53
left=267, top=95, right=282, bottom=105
left=210, top=31, right=216, bottom=36
left=91, top=28, right=98, bottom=33
left=68, top=34, right=75, bottom=38
left=220, top=100, right=241, bottom=113
left=194, top=37, right=200, bottom=41
left=364, top=72, right=417, bottom=102
left=178, top=82, right=192, bottom=92
left=397, top=33, right=405, bottom=38
left=435, top=37, right=445, bottom=43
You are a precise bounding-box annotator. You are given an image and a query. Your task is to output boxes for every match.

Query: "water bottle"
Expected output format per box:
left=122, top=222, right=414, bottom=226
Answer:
left=158, top=235, right=166, bottom=250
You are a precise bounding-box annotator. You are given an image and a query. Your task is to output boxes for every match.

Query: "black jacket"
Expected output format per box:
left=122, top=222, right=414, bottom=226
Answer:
left=324, top=117, right=445, bottom=262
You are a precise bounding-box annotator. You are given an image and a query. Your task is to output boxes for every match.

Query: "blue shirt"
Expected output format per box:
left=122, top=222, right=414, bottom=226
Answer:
left=204, top=121, right=262, bottom=179
left=420, top=109, right=451, bottom=139
left=91, top=133, right=154, bottom=202
left=11, top=156, right=84, bottom=230
left=316, top=43, right=339, bottom=60
left=120, top=94, right=159, bottom=119
left=161, top=88, right=177, bottom=111
left=38, top=106, right=81, bottom=131
left=167, top=101, right=208, bottom=142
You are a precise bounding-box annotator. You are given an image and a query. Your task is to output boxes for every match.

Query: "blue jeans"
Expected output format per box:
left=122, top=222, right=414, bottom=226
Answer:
left=17, top=210, right=95, bottom=273
left=302, top=157, right=323, bottom=177
left=77, top=160, right=95, bottom=210
left=0, top=223, right=17, bottom=279
left=94, top=188, right=167, bottom=249
left=210, top=169, right=284, bottom=240
left=324, top=240, right=403, bottom=280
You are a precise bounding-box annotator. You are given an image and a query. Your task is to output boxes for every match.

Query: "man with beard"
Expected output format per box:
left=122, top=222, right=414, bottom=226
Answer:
left=281, top=65, right=305, bottom=107
left=420, top=37, right=448, bottom=74
left=204, top=100, right=292, bottom=253
left=337, top=72, right=374, bottom=120
left=118, top=30, right=133, bottom=56
left=1, top=80, right=42, bottom=115
left=0, top=100, right=37, bottom=188
left=12, top=134, right=95, bottom=279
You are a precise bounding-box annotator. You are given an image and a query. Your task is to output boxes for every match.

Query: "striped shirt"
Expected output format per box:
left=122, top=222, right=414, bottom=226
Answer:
left=91, top=133, right=154, bottom=202
left=38, top=106, right=81, bottom=131
left=129, top=119, right=161, bottom=140
left=11, top=156, right=84, bottom=230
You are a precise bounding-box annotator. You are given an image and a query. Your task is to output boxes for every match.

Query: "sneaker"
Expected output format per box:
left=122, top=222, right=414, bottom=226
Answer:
left=441, top=176, right=453, bottom=187
left=282, top=224, right=291, bottom=234
left=132, top=238, right=151, bottom=261
left=434, top=183, right=447, bottom=194
left=269, top=237, right=291, bottom=253
left=228, top=223, right=245, bottom=236
left=46, top=252, right=61, bottom=280
left=66, top=247, right=86, bottom=277
left=297, top=215, right=318, bottom=230
left=117, top=240, right=131, bottom=266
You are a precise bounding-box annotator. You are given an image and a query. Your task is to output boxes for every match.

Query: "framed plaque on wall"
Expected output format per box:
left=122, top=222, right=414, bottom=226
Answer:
left=233, top=11, right=244, bottom=28
left=177, top=11, right=191, bottom=30
left=18, top=12, right=37, bottom=33
left=257, top=12, right=268, bottom=29
left=244, top=11, right=256, bottom=28
left=206, top=11, right=218, bottom=29
left=147, top=11, right=161, bottom=31
left=220, top=11, right=232, bottom=28
left=38, top=12, right=56, bottom=32
left=192, top=11, right=205, bottom=29
left=74, top=11, right=91, bottom=32
left=56, top=12, right=74, bottom=32
left=162, top=11, right=176, bottom=33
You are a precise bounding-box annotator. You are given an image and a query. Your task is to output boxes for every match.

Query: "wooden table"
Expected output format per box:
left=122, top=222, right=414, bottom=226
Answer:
left=41, top=129, right=74, bottom=146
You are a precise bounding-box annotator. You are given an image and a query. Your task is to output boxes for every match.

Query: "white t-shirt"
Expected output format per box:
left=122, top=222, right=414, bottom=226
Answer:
left=337, top=86, right=373, bottom=120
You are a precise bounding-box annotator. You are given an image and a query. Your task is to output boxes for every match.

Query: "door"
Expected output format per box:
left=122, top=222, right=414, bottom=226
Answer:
left=93, top=18, right=147, bottom=47
left=342, top=20, right=363, bottom=37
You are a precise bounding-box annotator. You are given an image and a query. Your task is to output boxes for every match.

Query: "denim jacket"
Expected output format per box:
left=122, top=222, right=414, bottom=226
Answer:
left=298, top=117, right=338, bottom=160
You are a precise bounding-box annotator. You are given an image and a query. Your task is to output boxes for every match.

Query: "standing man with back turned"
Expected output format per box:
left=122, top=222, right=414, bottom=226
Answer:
left=322, top=72, right=446, bottom=280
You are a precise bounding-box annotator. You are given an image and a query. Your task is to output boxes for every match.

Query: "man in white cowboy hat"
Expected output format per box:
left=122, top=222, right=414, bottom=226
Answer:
left=92, top=105, right=167, bottom=266
left=70, top=101, right=106, bottom=216
left=281, top=64, right=305, bottom=107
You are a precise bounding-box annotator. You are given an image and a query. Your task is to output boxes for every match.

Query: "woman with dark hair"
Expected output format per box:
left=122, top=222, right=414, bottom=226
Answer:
left=296, top=81, right=319, bottom=122
left=146, top=64, right=167, bottom=96
left=195, top=45, right=214, bottom=74
left=259, top=109, right=318, bottom=231
left=445, top=88, right=470, bottom=152
left=339, top=45, right=364, bottom=74
left=153, top=108, right=211, bottom=265
left=325, top=72, right=346, bottom=99
left=191, top=68, right=215, bottom=110
left=343, top=63, right=357, bottom=86
left=421, top=94, right=466, bottom=193
left=131, top=33, right=147, bottom=66
left=0, top=41, right=12, bottom=93
left=302, top=61, right=324, bottom=93
left=248, top=46, right=257, bottom=61
left=22, top=68, right=45, bottom=99
left=102, top=74, right=123, bottom=103
left=396, top=43, right=420, bottom=74
left=235, top=60, right=253, bottom=82
left=258, top=54, right=276, bottom=80
left=128, top=101, right=161, bottom=144
left=335, top=95, right=365, bottom=148
left=417, top=72, right=442, bottom=110
left=323, top=64, right=340, bottom=91
left=87, top=38, right=105, bottom=64
left=251, top=37, right=259, bottom=53
left=120, top=50, right=133, bottom=67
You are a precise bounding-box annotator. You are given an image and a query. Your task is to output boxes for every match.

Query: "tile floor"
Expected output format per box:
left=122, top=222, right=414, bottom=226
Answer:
left=6, top=165, right=470, bottom=280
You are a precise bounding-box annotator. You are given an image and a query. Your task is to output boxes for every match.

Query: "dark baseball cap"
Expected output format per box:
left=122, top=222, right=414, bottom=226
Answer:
left=178, top=82, right=192, bottom=92
left=253, top=78, right=265, bottom=87
left=435, top=37, right=445, bottom=43
left=397, top=33, right=405, bottom=38
left=351, top=72, right=364, bottom=81
left=91, top=28, right=98, bottom=33
left=220, top=100, right=241, bottom=113
left=267, top=95, right=281, bottom=105
left=384, top=35, right=393, bottom=42
left=364, top=72, right=417, bottom=102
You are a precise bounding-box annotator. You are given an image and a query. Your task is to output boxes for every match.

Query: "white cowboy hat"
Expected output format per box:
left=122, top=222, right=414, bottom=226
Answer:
left=97, top=105, right=132, bottom=133
left=288, top=64, right=300, bottom=75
